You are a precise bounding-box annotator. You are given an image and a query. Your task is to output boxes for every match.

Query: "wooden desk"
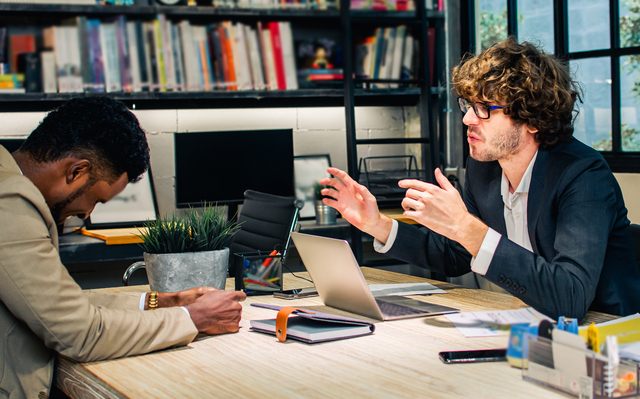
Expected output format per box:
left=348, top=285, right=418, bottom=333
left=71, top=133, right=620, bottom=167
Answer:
left=57, top=268, right=613, bottom=398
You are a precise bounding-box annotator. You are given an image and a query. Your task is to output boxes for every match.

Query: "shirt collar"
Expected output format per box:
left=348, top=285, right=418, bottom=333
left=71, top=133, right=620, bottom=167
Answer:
left=501, top=150, right=539, bottom=201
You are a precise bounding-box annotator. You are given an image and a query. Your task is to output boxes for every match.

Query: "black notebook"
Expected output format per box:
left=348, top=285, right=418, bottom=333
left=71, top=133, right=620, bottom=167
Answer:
left=250, top=304, right=375, bottom=344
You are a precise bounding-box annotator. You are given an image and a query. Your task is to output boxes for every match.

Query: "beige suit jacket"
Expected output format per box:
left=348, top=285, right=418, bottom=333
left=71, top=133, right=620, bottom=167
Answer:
left=0, top=146, right=198, bottom=399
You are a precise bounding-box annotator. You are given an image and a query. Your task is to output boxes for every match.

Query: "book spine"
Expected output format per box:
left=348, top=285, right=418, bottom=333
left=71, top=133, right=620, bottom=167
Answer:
left=279, top=21, right=298, bottom=90
left=245, top=25, right=265, bottom=91
left=268, top=21, right=286, bottom=90
left=126, top=21, right=142, bottom=92
left=220, top=22, right=237, bottom=91
left=87, top=19, right=105, bottom=92
left=77, top=16, right=93, bottom=92
left=389, top=25, right=406, bottom=88
left=171, top=24, right=186, bottom=91
left=400, top=32, right=413, bottom=81
left=152, top=17, right=167, bottom=91
left=257, top=22, right=277, bottom=91
left=207, top=26, right=224, bottom=90
left=115, top=15, right=132, bottom=93
left=40, top=50, right=58, bottom=93
left=179, top=20, right=200, bottom=92
left=100, top=22, right=122, bottom=93
left=135, top=20, right=150, bottom=92
left=233, top=22, right=252, bottom=91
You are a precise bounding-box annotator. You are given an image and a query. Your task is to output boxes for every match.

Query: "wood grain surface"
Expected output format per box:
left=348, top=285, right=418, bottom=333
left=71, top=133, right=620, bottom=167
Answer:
left=58, top=268, right=615, bottom=398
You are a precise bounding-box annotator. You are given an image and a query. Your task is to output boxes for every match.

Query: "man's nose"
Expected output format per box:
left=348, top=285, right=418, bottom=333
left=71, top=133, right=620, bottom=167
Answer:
left=462, top=107, right=479, bottom=126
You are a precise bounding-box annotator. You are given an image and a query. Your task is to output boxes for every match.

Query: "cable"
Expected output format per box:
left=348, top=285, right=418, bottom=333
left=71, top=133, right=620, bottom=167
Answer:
left=282, top=263, right=314, bottom=284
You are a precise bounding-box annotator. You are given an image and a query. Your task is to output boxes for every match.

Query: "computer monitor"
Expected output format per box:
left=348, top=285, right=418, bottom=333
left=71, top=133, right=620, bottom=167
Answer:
left=174, top=129, right=295, bottom=208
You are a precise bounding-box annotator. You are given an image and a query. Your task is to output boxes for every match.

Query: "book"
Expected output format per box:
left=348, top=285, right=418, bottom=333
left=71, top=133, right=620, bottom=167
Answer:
left=40, top=51, right=57, bottom=93
left=354, top=36, right=374, bottom=78
left=389, top=25, right=406, bottom=88
left=179, top=20, right=200, bottom=92
left=257, top=22, right=277, bottom=91
left=268, top=21, right=286, bottom=90
left=87, top=19, right=105, bottom=93
left=8, top=34, right=35, bottom=74
left=279, top=21, right=298, bottom=90
left=100, top=21, right=122, bottom=93
left=250, top=304, right=375, bottom=343
left=244, top=24, right=265, bottom=90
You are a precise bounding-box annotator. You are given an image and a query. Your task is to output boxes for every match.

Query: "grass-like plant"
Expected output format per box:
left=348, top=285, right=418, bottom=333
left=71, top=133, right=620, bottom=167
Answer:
left=137, top=204, right=242, bottom=254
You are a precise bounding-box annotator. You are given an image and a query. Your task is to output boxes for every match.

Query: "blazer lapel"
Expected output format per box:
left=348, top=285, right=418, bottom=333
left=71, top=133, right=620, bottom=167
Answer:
left=527, top=150, right=548, bottom=254
left=487, top=174, right=507, bottom=236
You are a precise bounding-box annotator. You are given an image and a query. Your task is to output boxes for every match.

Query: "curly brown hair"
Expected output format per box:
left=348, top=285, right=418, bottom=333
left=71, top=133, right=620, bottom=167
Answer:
left=452, top=36, right=582, bottom=149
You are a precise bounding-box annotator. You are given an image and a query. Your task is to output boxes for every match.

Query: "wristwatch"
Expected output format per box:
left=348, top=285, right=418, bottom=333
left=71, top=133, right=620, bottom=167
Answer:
left=148, top=291, right=159, bottom=310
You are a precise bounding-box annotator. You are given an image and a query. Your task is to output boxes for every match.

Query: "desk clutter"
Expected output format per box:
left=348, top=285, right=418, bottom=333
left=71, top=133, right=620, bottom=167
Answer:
left=510, top=314, right=640, bottom=398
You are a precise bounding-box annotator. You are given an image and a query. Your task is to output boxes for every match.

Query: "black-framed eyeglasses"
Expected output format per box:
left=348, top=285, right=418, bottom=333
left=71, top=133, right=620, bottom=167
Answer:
left=457, top=97, right=506, bottom=120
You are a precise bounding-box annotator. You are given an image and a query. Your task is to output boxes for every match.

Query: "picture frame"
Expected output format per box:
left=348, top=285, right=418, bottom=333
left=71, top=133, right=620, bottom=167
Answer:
left=86, top=169, right=158, bottom=229
left=294, top=154, right=332, bottom=219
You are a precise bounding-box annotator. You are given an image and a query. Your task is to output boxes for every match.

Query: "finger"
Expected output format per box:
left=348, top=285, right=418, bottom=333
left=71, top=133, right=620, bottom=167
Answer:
left=434, top=168, right=455, bottom=191
left=398, top=179, right=432, bottom=191
left=327, top=167, right=354, bottom=185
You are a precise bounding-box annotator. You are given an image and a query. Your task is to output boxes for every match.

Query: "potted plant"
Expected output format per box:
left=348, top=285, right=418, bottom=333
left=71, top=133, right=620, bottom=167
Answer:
left=123, top=204, right=242, bottom=292
left=313, top=182, right=337, bottom=225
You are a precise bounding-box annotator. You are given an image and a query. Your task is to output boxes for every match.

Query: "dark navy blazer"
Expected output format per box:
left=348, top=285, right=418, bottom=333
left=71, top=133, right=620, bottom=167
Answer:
left=385, top=138, right=640, bottom=319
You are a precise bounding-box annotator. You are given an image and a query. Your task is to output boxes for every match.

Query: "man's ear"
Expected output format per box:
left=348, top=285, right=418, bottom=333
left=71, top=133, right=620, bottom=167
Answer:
left=66, top=159, right=92, bottom=184
left=526, top=124, right=539, bottom=135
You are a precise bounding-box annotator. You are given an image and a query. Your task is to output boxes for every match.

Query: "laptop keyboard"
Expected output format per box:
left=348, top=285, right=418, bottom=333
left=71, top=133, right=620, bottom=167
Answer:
left=375, top=299, right=428, bottom=318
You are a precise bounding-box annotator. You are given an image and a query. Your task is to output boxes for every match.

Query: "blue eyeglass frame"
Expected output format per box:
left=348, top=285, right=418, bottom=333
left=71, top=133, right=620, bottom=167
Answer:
left=457, top=98, right=506, bottom=120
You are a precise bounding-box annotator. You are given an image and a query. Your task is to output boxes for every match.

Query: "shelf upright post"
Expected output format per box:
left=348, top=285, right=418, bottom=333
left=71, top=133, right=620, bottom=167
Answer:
left=416, top=0, right=439, bottom=183
left=340, top=0, right=364, bottom=264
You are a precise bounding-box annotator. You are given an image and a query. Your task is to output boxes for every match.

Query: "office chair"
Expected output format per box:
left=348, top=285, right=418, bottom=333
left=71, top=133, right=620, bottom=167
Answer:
left=228, top=190, right=303, bottom=286
left=630, top=223, right=640, bottom=273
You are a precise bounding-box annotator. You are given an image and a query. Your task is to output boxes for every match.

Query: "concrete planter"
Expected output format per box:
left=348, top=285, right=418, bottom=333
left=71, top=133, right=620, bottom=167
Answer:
left=124, top=248, right=229, bottom=292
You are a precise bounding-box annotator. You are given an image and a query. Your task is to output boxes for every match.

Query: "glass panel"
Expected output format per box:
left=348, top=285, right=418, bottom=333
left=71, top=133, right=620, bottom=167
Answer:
left=568, top=0, right=610, bottom=52
left=620, top=0, right=640, bottom=48
left=517, top=0, right=554, bottom=54
left=572, top=58, right=612, bottom=150
left=620, top=56, right=640, bottom=151
left=477, top=0, right=508, bottom=52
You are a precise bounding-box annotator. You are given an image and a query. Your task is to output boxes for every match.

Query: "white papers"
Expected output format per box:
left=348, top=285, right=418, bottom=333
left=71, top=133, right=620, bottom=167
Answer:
left=445, top=307, right=552, bottom=338
left=368, top=282, right=446, bottom=297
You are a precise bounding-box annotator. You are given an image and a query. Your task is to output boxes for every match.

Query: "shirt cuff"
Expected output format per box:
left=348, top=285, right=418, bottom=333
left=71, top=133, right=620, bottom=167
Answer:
left=470, top=228, right=501, bottom=276
left=180, top=306, right=190, bottom=318
left=373, top=219, right=399, bottom=254
left=139, top=293, right=146, bottom=310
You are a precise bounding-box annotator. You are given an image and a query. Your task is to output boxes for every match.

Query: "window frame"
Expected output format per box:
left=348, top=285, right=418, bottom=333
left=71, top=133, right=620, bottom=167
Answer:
left=463, top=0, right=640, bottom=173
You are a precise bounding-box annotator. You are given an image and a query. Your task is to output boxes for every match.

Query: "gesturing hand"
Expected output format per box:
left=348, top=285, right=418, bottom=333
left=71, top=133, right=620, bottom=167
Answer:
left=399, top=168, right=487, bottom=256
left=186, top=290, right=247, bottom=335
left=319, top=167, right=393, bottom=243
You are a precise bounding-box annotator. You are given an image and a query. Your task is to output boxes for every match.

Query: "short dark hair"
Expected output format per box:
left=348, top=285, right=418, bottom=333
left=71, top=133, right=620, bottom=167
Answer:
left=452, top=36, right=582, bottom=150
left=20, top=97, right=150, bottom=183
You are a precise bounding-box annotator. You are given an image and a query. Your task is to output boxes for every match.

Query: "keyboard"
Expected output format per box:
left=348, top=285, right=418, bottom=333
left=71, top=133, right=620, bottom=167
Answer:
left=375, top=299, right=429, bottom=318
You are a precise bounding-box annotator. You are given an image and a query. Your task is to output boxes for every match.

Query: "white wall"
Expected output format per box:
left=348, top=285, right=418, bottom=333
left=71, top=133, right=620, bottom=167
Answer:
left=0, top=106, right=415, bottom=218
left=615, top=173, right=640, bottom=224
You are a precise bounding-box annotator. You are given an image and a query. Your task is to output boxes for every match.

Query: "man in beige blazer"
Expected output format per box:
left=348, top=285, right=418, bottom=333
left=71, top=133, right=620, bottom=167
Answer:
left=0, top=97, right=246, bottom=399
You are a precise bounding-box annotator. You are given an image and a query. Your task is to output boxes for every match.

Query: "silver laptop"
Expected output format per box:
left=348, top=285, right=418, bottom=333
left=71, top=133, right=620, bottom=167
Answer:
left=290, top=232, right=459, bottom=321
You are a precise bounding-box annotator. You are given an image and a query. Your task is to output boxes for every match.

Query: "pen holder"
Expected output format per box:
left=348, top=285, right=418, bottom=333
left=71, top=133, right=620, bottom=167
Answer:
left=234, top=251, right=283, bottom=295
left=522, top=332, right=639, bottom=398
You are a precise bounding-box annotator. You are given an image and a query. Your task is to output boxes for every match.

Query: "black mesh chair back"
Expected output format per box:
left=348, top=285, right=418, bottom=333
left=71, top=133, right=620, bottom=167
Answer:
left=630, top=224, right=640, bottom=273
left=228, top=190, right=302, bottom=278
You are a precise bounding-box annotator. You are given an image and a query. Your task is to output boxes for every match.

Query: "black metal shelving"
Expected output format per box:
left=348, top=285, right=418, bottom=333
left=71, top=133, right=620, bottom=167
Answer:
left=0, top=2, right=446, bottom=266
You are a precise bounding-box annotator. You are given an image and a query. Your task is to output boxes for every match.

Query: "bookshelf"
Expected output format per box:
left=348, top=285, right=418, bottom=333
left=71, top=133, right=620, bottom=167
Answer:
left=0, top=1, right=447, bottom=267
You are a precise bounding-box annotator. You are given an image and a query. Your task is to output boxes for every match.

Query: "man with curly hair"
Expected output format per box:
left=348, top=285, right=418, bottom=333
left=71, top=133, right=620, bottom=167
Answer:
left=320, top=37, right=640, bottom=320
left=0, top=97, right=245, bottom=399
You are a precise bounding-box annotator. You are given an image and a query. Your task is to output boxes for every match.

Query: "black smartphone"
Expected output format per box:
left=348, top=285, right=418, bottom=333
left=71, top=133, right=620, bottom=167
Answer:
left=438, top=349, right=507, bottom=364
left=272, top=287, right=318, bottom=299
